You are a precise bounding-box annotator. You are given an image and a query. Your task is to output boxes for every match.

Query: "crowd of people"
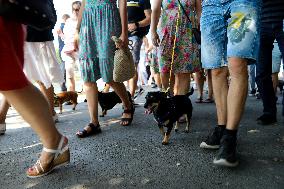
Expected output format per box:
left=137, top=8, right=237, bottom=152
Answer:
left=0, top=0, right=283, bottom=177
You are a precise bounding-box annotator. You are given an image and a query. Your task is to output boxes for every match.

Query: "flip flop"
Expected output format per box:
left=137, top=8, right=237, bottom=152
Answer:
left=195, top=97, right=203, bottom=103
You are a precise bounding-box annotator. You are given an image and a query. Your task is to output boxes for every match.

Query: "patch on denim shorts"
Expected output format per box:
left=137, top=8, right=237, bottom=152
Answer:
left=228, top=12, right=253, bottom=44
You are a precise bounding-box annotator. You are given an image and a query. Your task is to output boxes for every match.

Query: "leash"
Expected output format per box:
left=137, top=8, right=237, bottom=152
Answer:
left=165, top=4, right=181, bottom=94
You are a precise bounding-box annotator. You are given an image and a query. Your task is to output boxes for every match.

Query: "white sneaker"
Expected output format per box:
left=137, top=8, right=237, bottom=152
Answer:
left=0, top=123, right=6, bottom=135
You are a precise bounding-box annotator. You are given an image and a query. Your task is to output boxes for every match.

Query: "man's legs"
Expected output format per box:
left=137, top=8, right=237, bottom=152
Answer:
left=226, top=58, right=248, bottom=130
left=256, top=24, right=277, bottom=124
left=128, top=36, right=143, bottom=98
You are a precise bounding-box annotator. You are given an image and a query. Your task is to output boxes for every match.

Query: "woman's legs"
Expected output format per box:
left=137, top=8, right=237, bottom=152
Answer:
left=1, top=83, right=65, bottom=166
left=174, top=73, right=191, bottom=95
left=161, top=72, right=175, bottom=94
left=206, top=69, right=214, bottom=100
left=85, top=82, right=99, bottom=125
left=0, top=94, right=10, bottom=124
left=68, top=77, right=76, bottom=92
left=37, top=82, right=56, bottom=117
left=194, top=70, right=205, bottom=100
left=108, top=81, right=132, bottom=125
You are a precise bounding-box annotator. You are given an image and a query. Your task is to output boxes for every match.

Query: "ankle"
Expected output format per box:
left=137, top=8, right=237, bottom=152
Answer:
left=224, top=129, right=238, bottom=138
left=42, top=134, right=62, bottom=149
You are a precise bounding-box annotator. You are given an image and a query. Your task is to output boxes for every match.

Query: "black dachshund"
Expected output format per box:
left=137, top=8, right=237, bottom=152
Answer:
left=144, top=89, right=193, bottom=145
left=98, top=91, right=132, bottom=117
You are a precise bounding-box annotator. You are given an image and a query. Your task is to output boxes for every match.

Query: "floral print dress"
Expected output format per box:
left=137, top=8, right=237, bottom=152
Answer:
left=79, top=0, right=121, bottom=82
left=158, top=0, right=200, bottom=73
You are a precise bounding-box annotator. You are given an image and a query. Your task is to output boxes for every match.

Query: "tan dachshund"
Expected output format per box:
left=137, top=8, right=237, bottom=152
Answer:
left=54, top=91, right=78, bottom=114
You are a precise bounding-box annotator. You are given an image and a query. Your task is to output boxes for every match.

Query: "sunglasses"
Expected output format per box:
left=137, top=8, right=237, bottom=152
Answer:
left=73, top=8, right=80, bottom=12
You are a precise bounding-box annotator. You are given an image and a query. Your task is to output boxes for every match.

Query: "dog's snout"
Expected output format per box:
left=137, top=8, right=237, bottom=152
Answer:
left=144, top=103, right=148, bottom=108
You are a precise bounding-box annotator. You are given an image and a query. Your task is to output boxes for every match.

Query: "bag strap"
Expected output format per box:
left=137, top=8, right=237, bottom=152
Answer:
left=176, top=0, right=193, bottom=25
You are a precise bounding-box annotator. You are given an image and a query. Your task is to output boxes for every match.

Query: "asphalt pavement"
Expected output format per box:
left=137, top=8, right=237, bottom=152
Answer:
left=0, top=86, right=283, bottom=189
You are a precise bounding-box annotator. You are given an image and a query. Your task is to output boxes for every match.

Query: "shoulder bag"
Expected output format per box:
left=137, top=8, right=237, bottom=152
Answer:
left=177, top=0, right=201, bottom=44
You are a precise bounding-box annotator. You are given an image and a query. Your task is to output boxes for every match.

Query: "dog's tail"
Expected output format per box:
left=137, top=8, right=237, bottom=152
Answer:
left=186, top=87, right=194, bottom=97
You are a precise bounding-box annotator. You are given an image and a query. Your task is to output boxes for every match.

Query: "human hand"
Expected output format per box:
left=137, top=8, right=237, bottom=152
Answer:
left=128, top=23, right=137, bottom=32
left=151, top=30, right=160, bottom=47
left=117, top=34, right=129, bottom=49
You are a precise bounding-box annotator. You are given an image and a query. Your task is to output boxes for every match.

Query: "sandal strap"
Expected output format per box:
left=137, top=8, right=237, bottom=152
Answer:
left=34, top=160, right=44, bottom=174
left=43, top=136, right=66, bottom=158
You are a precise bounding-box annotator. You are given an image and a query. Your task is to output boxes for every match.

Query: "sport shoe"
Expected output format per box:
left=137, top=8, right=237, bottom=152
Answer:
left=248, top=89, right=256, bottom=97
left=0, top=123, right=6, bottom=135
left=257, top=114, right=277, bottom=125
left=200, top=126, right=224, bottom=149
left=213, top=134, right=238, bottom=167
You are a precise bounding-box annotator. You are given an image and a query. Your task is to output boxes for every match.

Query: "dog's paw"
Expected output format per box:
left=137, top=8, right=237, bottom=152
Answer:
left=162, top=141, right=169, bottom=145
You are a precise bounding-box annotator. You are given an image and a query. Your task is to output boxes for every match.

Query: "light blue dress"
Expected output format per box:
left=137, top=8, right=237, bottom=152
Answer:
left=79, top=0, right=121, bottom=82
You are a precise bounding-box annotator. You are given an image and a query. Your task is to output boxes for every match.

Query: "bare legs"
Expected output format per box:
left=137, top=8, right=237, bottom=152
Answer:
left=226, top=58, right=248, bottom=130
left=129, top=68, right=139, bottom=97
left=211, top=67, right=229, bottom=126
left=194, top=71, right=205, bottom=99
left=82, top=80, right=132, bottom=132
left=211, top=58, right=248, bottom=129
left=68, top=77, right=76, bottom=92
left=37, top=82, right=56, bottom=117
left=108, top=81, right=132, bottom=125
left=1, top=83, right=62, bottom=163
left=174, top=73, right=191, bottom=95
left=206, top=70, right=214, bottom=100
left=0, top=94, right=10, bottom=124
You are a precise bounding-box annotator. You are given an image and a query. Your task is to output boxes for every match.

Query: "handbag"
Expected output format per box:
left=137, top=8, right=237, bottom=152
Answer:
left=0, top=0, right=56, bottom=30
left=112, top=36, right=135, bottom=83
left=177, top=0, right=201, bottom=44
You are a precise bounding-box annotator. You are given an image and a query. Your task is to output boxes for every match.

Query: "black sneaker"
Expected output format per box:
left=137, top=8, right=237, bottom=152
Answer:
left=257, top=114, right=277, bottom=125
left=200, top=126, right=224, bottom=149
left=213, top=135, right=238, bottom=167
left=248, top=89, right=256, bottom=97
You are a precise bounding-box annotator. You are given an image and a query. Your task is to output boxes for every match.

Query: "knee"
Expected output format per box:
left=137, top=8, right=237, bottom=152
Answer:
left=211, top=68, right=228, bottom=78
left=228, top=63, right=248, bottom=78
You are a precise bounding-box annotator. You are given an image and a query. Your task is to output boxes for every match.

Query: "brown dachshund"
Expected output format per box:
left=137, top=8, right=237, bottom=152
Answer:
left=54, top=91, right=78, bottom=114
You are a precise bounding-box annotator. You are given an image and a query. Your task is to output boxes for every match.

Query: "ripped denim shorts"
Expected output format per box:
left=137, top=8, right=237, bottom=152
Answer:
left=201, top=0, right=262, bottom=69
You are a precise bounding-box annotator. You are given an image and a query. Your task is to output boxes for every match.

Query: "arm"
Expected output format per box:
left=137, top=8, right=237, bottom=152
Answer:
left=150, top=0, right=162, bottom=47
left=74, top=0, right=85, bottom=50
left=76, top=0, right=85, bottom=32
left=118, top=0, right=128, bottom=47
left=128, top=9, right=152, bottom=31
left=195, top=0, right=201, bottom=27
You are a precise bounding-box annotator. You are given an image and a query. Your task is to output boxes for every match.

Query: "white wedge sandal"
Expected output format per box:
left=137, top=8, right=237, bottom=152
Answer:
left=26, top=136, right=70, bottom=178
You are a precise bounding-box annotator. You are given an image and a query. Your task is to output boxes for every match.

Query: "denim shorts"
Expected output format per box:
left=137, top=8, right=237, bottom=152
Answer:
left=201, top=0, right=262, bottom=69
left=272, top=42, right=283, bottom=73
left=129, top=36, right=143, bottom=66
